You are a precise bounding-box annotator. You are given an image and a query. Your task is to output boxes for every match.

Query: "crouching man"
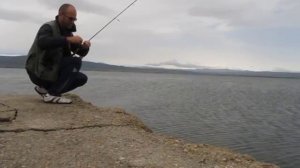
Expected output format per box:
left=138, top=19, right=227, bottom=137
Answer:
left=25, top=4, right=91, bottom=104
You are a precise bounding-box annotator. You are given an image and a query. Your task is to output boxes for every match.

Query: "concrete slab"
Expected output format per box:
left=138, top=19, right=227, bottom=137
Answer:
left=0, top=94, right=278, bottom=168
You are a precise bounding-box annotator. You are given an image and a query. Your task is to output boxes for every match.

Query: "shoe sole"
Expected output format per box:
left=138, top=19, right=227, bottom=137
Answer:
left=43, top=96, right=72, bottom=104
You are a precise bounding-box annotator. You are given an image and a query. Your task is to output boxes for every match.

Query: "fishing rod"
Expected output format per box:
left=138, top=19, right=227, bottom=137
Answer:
left=73, top=0, right=138, bottom=56
left=89, top=0, right=138, bottom=41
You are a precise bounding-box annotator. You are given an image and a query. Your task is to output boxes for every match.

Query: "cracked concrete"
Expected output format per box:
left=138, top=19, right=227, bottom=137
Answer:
left=0, top=103, right=17, bottom=122
left=0, top=94, right=150, bottom=133
left=0, top=94, right=278, bottom=168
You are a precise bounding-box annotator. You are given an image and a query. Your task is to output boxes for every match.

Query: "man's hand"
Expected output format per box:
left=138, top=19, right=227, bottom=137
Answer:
left=82, top=40, right=91, bottom=49
left=66, top=35, right=83, bottom=45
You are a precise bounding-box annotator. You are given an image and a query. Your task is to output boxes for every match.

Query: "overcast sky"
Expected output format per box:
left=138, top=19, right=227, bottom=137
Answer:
left=1, top=0, right=300, bottom=72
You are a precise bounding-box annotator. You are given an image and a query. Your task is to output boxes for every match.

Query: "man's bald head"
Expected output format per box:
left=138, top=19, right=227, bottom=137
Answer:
left=59, top=4, right=75, bottom=15
left=58, top=4, right=77, bottom=29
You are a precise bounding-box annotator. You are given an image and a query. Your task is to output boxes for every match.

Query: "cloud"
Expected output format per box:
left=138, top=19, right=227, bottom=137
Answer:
left=187, top=0, right=292, bottom=28
left=1, top=0, right=300, bottom=71
left=147, top=60, right=209, bottom=69
left=0, top=7, right=45, bottom=23
left=0, top=8, right=26, bottom=21
left=37, top=0, right=114, bottom=16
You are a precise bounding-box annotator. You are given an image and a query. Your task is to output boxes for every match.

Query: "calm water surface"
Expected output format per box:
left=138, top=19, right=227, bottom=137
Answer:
left=0, top=68, right=299, bottom=168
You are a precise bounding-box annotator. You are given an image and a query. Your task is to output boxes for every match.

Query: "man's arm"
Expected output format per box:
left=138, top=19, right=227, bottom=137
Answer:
left=71, top=42, right=90, bottom=57
left=37, top=24, right=67, bottom=50
left=37, top=24, right=83, bottom=51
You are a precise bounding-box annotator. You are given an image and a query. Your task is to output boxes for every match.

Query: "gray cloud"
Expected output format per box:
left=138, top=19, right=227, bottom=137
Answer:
left=187, top=0, right=289, bottom=27
left=1, top=0, right=300, bottom=71
left=37, top=0, right=114, bottom=16
left=147, top=60, right=209, bottom=69
left=0, top=8, right=45, bottom=23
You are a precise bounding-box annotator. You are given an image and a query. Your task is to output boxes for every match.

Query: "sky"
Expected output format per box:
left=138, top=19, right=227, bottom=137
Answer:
left=1, top=0, right=300, bottom=72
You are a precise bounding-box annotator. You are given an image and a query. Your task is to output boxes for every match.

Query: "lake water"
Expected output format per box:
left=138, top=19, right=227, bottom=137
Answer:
left=0, top=68, right=299, bottom=168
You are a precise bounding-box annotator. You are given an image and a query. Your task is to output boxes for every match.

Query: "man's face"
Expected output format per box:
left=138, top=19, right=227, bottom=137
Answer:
left=61, top=6, right=77, bottom=29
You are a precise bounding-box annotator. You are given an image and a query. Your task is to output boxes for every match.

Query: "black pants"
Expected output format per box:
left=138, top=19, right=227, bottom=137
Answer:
left=27, top=57, right=88, bottom=96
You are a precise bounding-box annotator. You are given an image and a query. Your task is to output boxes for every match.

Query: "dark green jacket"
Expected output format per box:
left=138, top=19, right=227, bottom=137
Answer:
left=26, top=18, right=89, bottom=82
left=26, top=20, right=64, bottom=82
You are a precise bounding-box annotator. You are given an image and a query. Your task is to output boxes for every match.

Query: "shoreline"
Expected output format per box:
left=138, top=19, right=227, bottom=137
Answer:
left=0, top=94, right=279, bottom=167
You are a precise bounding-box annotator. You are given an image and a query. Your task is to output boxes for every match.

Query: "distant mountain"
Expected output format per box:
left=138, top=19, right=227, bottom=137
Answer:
left=1, top=55, right=300, bottom=78
left=0, top=55, right=127, bottom=71
left=0, top=55, right=200, bottom=74
left=0, top=55, right=27, bottom=68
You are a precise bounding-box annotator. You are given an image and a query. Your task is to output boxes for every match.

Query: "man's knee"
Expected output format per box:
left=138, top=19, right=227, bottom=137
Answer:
left=78, top=73, right=88, bottom=86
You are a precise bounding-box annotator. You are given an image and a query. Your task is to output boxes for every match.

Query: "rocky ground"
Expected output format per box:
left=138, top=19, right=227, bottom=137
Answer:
left=0, top=94, right=279, bottom=168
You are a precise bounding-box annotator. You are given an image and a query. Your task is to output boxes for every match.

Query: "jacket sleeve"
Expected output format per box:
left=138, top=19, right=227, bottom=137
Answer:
left=37, top=24, right=68, bottom=50
left=70, top=43, right=89, bottom=57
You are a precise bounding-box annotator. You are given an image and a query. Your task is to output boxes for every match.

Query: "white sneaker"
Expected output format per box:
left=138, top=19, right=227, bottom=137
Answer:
left=34, top=86, right=48, bottom=97
left=43, top=93, right=72, bottom=104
